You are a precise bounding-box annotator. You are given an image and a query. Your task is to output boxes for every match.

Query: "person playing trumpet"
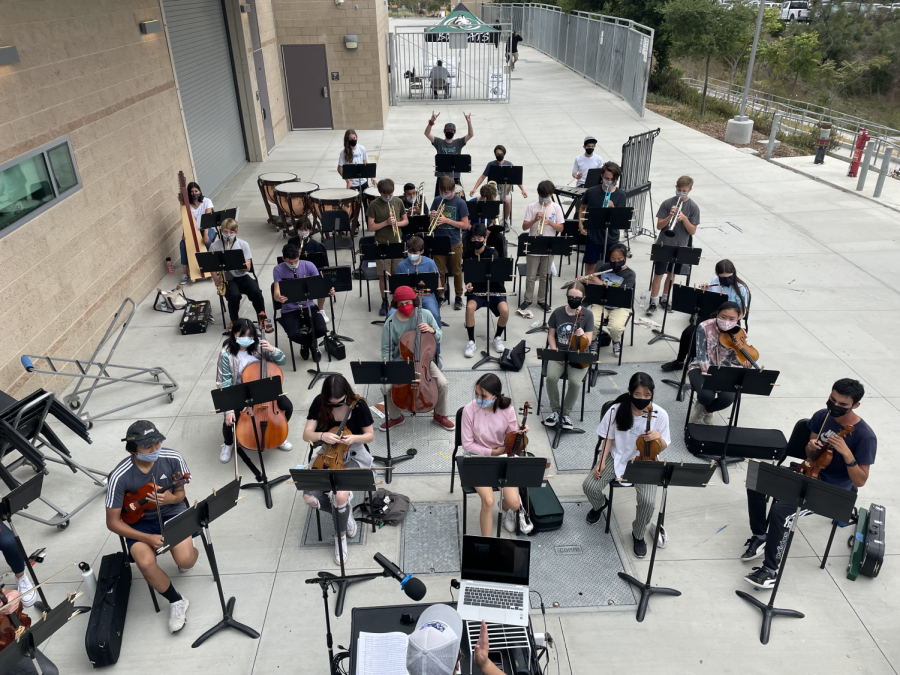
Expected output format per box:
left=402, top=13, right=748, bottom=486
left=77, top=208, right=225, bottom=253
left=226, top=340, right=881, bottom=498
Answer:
left=430, top=176, right=471, bottom=311
left=647, top=176, right=699, bottom=315
left=366, top=178, right=409, bottom=317
left=520, top=180, right=564, bottom=313
left=402, top=182, right=424, bottom=216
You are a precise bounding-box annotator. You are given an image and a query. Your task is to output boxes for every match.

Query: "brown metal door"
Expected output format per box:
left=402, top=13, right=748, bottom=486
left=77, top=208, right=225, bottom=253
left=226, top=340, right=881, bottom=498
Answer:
left=282, top=45, right=333, bottom=130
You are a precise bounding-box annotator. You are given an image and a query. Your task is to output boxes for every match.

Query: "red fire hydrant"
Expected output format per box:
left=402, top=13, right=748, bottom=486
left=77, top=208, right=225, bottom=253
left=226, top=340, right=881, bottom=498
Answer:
left=848, top=128, right=870, bottom=177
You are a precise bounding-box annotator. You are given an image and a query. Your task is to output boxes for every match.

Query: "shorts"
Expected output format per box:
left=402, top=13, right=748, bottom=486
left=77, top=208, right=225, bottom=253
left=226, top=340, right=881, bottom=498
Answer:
left=654, top=261, right=692, bottom=276
left=469, top=294, right=507, bottom=316
left=375, top=257, right=401, bottom=277
left=124, top=511, right=196, bottom=551
left=583, top=238, right=615, bottom=266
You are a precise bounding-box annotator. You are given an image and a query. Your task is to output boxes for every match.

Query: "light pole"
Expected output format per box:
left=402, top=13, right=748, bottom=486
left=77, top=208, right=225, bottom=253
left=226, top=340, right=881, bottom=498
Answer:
left=724, top=0, right=766, bottom=144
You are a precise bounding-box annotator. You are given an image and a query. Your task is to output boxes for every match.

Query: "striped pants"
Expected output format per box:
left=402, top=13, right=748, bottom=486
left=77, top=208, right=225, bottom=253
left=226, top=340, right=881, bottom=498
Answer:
left=582, top=459, right=658, bottom=541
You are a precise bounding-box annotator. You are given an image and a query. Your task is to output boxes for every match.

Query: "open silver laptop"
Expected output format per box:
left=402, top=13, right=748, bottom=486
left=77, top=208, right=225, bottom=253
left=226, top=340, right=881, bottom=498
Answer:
left=457, top=535, right=530, bottom=627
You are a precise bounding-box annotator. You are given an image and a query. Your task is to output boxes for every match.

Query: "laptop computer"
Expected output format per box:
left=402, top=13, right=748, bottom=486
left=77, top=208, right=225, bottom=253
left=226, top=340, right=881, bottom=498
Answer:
left=457, top=535, right=530, bottom=627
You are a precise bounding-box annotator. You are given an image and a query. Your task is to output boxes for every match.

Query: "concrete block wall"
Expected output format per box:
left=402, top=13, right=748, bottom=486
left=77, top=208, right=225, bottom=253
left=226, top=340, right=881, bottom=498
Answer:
left=256, top=0, right=289, bottom=146
left=0, top=1, right=193, bottom=396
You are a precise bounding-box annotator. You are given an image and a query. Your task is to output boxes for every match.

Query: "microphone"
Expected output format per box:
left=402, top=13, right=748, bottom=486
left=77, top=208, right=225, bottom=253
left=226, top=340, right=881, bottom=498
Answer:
left=374, top=553, right=427, bottom=601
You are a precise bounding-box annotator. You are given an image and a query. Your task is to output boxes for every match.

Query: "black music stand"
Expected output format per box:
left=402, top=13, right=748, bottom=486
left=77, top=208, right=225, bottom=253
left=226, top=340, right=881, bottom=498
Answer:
left=405, top=214, right=430, bottom=237
left=561, top=218, right=585, bottom=272
left=584, top=205, right=633, bottom=264
left=536, top=348, right=597, bottom=449
left=584, top=283, right=634, bottom=379
left=350, top=360, right=417, bottom=484
left=211, top=380, right=290, bottom=509
left=435, top=154, right=472, bottom=183
left=389, top=271, right=446, bottom=327
left=320, top=210, right=355, bottom=263
left=360, top=242, right=406, bottom=326
left=469, top=200, right=503, bottom=237
left=463, top=256, right=513, bottom=370
left=280, top=274, right=334, bottom=389
left=736, top=461, right=856, bottom=644
left=196, top=249, right=247, bottom=332
left=695, top=367, right=779, bottom=483
left=0, top=595, right=81, bottom=675
left=660, top=284, right=727, bottom=400
left=0, top=474, right=50, bottom=612
left=618, top=459, right=716, bottom=622
left=341, top=163, right=377, bottom=231
left=199, top=208, right=238, bottom=238
left=647, top=244, right=701, bottom=345
left=583, top=167, right=603, bottom=189
left=161, top=479, right=260, bottom=648
left=320, top=265, right=354, bottom=344
left=518, top=236, right=573, bottom=334
left=458, top=456, right=547, bottom=536
left=291, top=468, right=381, bottom=616
left=487, top=165, right=523, bottom=223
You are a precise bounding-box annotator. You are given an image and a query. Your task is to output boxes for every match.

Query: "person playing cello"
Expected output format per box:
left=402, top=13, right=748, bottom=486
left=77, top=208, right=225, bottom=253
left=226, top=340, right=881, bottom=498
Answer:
left=380, top=286, right=454, bottom=432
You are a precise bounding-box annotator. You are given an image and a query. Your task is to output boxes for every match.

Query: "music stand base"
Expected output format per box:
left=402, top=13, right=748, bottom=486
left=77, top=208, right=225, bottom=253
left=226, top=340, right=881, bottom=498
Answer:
left=551, top=425, right=585, bottom=450
left=526, top=323, right=549, bottom=335
left=241, top=474, right=290, bottom=509
left=735, top=591, right=804, bottom=644
left=618, top=572, right=681, bottom=622
left=191, top=596, right=260, bottom=648
left=307, top=366, right=332, bottom=391
left=648, top=330, right=680, bottom=345
left=371, top=449, right=416, bottom=484
left=320, top=571, right=384, bottom=617
left=661, top=377, right=687, bottom=392
left=692, top=453, right=743, bottom=484
left=473, top=353, right=503, bottom=370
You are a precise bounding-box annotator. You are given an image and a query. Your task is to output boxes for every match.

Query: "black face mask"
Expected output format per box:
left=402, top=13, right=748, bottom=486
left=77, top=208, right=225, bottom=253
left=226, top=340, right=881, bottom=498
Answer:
left=611, top=260, right=625, bottom=272
left=191, top=193, right=202, bottom=202
left=567, top=296, right=582, bottom=309
left=445, top=132, right=455, bottom=140
left=584, top=147, right=594, bottom=155
left=826, top=400, right=852, bottom=418
left=471, top=239, right=485, bottom=249
left=326, top=397, right=348, bottom=408
left=349, top=139, right=358, bottom=147
left=719, top=275, right=734, bottom=287
left=631, top=396, right=652, bottom=410
left=495, top=153, right=505, bottom=162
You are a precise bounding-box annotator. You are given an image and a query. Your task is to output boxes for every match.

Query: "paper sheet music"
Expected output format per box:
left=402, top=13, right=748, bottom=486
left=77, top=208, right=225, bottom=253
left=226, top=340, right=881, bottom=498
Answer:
left=356, top=631, right=409, bottom=675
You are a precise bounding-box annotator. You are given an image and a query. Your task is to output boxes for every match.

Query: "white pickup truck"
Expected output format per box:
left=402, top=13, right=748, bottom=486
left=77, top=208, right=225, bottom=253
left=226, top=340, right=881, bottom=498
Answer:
left=780, top=0, right=811, bottom=22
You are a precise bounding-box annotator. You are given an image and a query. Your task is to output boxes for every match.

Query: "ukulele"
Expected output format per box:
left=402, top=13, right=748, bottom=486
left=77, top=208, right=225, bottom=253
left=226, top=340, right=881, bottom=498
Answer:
left=504, top=402, right=531, bottom=457
left=635, top=405, right=662, bottom=461
left=797, top=424, right=854, bottom=479
left=312, top=398, right=362, bottom=471
left=121, top=472, right=191, bottom=525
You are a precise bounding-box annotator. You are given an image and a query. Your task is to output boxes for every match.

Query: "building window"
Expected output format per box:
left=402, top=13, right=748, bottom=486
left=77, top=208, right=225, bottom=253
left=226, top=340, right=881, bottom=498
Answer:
left=0, top=136, right=81, bottom=238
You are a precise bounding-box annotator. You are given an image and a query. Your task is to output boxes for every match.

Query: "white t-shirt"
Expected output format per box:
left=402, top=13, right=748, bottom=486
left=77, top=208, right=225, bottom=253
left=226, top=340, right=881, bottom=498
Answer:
left=210, top=236, right=252, bottom=278
left=337, top=146, right=369, bottom=187
left=596, top=403, right=671, bottom=479
left=234, top=350, right=260, bottom=383
left=572, top=153, right=604, bottom=187
left=522, top=201, right=565, bottom=255
left=190, top=197, right=214, bottom=230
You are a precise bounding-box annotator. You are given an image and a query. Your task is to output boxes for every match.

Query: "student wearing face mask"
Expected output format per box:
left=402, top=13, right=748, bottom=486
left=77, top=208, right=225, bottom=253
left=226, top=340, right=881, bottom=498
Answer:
left=648, top=176, right=700, bottom=315
left=742, top=378, right=876, bottom=589
left=216, top=319, right=293, bottom=463
left=425, top=111, right=474, bottom=196
left=589, top=242, right=636, bottom=357
left=366, top=178, right=409, bottom=316
left=287, top=219, right=331, bottom=322
left=463, top=224, right=509, bottom=358
left=661, top=259, right=750, bottom=373
left=469, top=145, right=527, bottom=226
left=544, top=282, right=594, bottom=430
left=687, top=301, right=752, bottom=425
left=582, top=373, right=669, bottom=558
left=430, top=176, right=471, bottom=310
left=520, top=180, right=564, bottom=312
left=180, top=181, right=215, bottom=284
left=395, top=236, right=442, bottom=360
left=572, top=136, right=603, bottom=187
left=209, top=218, right=274, bottom=333
left=273, top=244, right=336, bottom=362
left=302, top=374, right=375, bottom=565
left=402, top=182, right=422, bottom=216
left=338, top=129, right=375, bottom=232
left=579, top=161, right=628, bottom=277
left=460, top=374, right=533, bottom=536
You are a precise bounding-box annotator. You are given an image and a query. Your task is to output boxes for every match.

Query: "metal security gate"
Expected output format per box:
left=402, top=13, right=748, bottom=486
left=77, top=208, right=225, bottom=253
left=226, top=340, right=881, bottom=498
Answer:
left=389, top=26, right=511, bottom=104
left=480, top=4, right=653, bottom=116
left=162, top=0, right=247, bottom=196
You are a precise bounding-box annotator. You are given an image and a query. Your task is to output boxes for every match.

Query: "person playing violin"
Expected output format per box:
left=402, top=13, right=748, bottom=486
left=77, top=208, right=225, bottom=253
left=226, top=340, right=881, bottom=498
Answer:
left=105, top=421, right=198, bottom=633
left=742, top=378, right=877, bottom=589
left=302, top=375, right=375, bottom=565
left=582, top=373, right=670, bottom=559
left=381, top=285, right=454, bottom=432
left=273, top=243, right=335, bottom=362
left=687, top=301, right=752, bottom=425
left=216, top=319, right=293, bottom=463
left=460, top=374, right=533, bottom=536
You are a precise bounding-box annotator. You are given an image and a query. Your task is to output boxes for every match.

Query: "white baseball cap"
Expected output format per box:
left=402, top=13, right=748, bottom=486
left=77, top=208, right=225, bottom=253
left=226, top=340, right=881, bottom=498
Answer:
left=406, top=604, right=464, bottom=675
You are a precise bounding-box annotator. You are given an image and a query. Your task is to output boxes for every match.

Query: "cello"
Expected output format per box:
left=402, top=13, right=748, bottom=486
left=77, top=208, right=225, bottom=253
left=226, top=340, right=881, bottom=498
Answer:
left=568, top=307, right=591, bottom=369
left=504, top=402, right=530, bottom=457
left=235, top=320, right=290, bottom=451
left=797, top=423, right=854, bottom=479
left=311, top=398, right=362, bottom=471
left=635, top=405, right=663, bottom=462
left=391, top=282, right=439, bottom=413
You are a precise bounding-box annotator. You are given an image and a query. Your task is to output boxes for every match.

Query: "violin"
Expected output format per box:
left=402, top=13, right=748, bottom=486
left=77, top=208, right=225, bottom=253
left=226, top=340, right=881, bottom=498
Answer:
left=391, top=282, right=439, bottom=414
left=797, top=423, right=854, bottom=479
left=0, top=588, right=31, bottom=651
left=121, top=472, right=191, bottom=525
left=568, top=307, right=590, bottom=369
left=235, top=321, right=290, bottom=451
left=312, top=398, right=362, bottom=471
left=504, top=402, right=530, bottom=457
left=718, top=327, right=761, bottom=370
left=635, top=405, right=662, bottom=462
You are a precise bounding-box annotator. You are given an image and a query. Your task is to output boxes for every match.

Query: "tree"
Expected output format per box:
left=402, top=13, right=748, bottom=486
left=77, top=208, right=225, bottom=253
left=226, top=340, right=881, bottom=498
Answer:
left=816, top=56, right=891, bottom=114
left=715, top=1, right=762, bottom=103
left=758, top=32, right=821, bottom=98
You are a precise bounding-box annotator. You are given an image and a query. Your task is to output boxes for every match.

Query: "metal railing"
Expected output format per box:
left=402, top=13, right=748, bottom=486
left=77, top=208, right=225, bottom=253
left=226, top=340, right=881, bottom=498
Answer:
left=479, top=3, right=654, bottom=116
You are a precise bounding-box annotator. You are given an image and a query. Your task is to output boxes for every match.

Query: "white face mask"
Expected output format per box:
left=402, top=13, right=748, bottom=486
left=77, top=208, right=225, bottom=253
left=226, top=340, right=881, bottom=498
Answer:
left=381, top=195, right=392, bottom=202
left=717, top=318, right=738, bottom=332
left=286, top=262, right=299, bottom=270
left=676, top=191, right=690, bottom=200
left=602, top=179, right=615, bottom=189
left=408, top=253, right=421, bottom=262
left=297, top=231, right=310, bottom=239
left=539, top=198, right=550, bottom=205
left=440, top=192, right=454, bottom=200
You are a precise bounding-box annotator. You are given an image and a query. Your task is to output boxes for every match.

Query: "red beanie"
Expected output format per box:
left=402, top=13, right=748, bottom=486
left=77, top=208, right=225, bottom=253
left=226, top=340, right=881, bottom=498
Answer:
left=393, top=286, right=416, bottom=302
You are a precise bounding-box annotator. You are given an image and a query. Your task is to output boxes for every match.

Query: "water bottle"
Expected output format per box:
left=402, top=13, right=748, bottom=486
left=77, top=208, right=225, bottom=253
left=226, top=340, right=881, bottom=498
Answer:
left=165, top=257, right=174, bottom=274
left=79, top=562, right=97, bottom=600
left=637, top=290, right=649, bottom=310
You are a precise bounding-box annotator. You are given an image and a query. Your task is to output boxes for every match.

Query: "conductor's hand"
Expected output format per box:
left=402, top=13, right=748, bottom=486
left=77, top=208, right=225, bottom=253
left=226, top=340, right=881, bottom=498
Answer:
left=641, top=430, right=662, bottom=443
left=224, top=411, right=236, bottom=426
left=259, top=339, right=274, bottom=353
left=474, top=620, right=491, bottom=669
left=328, top=287, right=336, bottom=297
left=464, top=111, right=472, bottom=122
left=321, top=432, right=344, bottom=445
left=430, top=111, right=440, bottom=123
left=418, top=322, right=435, bottom=334
left=469, top=189, right=476, bottom=197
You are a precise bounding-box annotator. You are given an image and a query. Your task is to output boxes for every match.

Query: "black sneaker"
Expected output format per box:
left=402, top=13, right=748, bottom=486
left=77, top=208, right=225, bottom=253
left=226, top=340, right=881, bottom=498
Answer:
left=379, top=298, right=388, bottom=317
left=518, top=301, right=532, bottom=311
left=646, top=302, right=657, bottom=315
left=438, top=295, right=447, bottom=308
left=299, top=344, right=310, bottom=361
left=537, top=301, right=550, bottom=312
left=741, top=536, right=766, bottom=562
left=454, top=297, right=464, bottom=311
left=586, top=502, right=608, bottom=525
left=660, top=360, right=684, bottom=372
left=744, top=566, right=777, bottom=589
left=543, top=412, right=559, bottom=427
left=311, top=344, right=322, bottom=363
left=632, top=534, right=647, bottom=558
left=561, top=415, right=574, bottom=430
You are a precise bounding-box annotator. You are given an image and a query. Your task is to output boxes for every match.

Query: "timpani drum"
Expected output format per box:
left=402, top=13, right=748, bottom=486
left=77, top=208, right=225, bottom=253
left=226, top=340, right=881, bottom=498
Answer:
left=258, top=173, right=298, bottom=227
left=312, top=188, right=362, bottom=234
left=363, top=186, right=381, bottom=210
left=274, top=181, right=319, bottom=237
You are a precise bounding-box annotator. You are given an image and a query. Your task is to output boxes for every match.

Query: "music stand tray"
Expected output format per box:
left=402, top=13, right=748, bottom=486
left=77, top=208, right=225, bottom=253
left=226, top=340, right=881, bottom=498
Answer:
left=646, top=244, right=702, bottom=345
left=487, top=165, right=523, bottom=186
left=458, top=456, right=546, bottom=536
left=435, top=154, right=472, bottom=175
left=199, top=209, right=238, bottom=231
left=0, top=596, right=81, bottom=673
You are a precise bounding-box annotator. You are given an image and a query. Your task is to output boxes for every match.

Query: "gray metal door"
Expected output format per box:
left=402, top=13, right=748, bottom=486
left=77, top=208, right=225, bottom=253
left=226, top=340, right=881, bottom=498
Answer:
left=283, top=45, right=333, bottom=129
left=254, top=51, right=276, bottom=154
left=162, top=0, right=247, bottom=196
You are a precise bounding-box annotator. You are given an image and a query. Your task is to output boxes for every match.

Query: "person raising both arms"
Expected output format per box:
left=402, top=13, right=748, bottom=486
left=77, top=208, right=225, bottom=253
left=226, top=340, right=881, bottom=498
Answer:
left=425, top=112, right=474, bottom=196
left=647, top=176, right=699, bottom=315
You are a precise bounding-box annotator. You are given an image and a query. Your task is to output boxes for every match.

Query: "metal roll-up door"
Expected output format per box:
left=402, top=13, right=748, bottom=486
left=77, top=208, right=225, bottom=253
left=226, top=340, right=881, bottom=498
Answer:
left=163, top=0, right=247, bottom=197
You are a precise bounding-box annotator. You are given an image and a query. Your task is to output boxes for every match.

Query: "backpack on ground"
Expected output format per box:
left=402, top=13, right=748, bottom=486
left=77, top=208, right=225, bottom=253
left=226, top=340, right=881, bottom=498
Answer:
left=353, top=488, right=412, bottom=526
left=499, top=340, right=529, bottom=372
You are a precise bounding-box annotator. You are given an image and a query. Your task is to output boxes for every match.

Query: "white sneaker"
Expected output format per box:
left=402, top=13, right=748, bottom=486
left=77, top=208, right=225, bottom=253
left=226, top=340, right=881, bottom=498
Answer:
left=464, top=341, right=477, bottom=358
left=690, top=402, right=706, bottom=425
left=492, top=336, right=505, bottom=354
left=346, top=511, right=358, bottom=538
left=278, top=441, right=293, bottom=451
left=319, top=310, right=330, bottom=323
left=502, top=508, right=516, bottom=533
left=168, top=596, right=189, bottom=633
left=334, top=534, right=348, bottom=565
left=518, top=508, right=534, bottom=534
left=703, top=412, right=715, bottom=425
left=16, top=575, right=36, bottom=608
left=180, top=274, right=190, bottom=284
left=612, top=342, right=621, bottom=357
left=219, top=443, right=233, bottom=463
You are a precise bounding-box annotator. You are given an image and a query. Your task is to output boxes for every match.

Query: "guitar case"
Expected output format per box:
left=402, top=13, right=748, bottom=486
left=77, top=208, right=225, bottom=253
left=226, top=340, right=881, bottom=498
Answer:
left=85, top=552, right=131, bottom=667
left=860, top=503, right=885, bottom=578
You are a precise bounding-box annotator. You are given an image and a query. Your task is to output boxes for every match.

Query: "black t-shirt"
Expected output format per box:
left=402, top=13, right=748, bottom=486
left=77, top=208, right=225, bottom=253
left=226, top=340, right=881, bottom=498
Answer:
left=464, top=245, right=506, bottom=295
left=508, top=34, right=523, bottom=52
left=287, top=236, right=328, bottom=266
left=548, top=307, right=595, bottom=352
left=806, top=409, right=876, bottom=490
left=433, top=138, right=467, bottom=178
left=582, top=187, right=627, bottom=245
left=307, top=395, right=374, bottom=436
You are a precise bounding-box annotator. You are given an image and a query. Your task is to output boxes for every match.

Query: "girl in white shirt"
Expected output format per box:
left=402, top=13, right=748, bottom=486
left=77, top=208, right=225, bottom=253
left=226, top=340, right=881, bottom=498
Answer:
left=180, top=181, right=214, bottom=283
left=582, top=372, right=670, bottom=558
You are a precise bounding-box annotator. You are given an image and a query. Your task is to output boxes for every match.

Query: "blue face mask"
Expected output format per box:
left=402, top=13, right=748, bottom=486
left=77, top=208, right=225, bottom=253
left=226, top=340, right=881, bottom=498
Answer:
left=236, top=337, right=255, bottom=348
left=408, top=253, right=421, bottom=262
left=475, top=397, right=493, bottom=409
left=136, top=449, right=160, bottom=463
left=381, top=195, right=392, bottom=202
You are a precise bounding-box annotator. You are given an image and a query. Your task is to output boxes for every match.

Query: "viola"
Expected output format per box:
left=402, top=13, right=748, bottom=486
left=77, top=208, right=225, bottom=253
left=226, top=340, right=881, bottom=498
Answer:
left=311, top=399, right=362, bottom=471
left=718, top=327, right=761, bottom=370
left=235, top=321, right=290, bottom=452
left=504, top=402, right=530, bottom=457
left=797, top=424, right=854, bottom=479
left=391, top=282, right=439, bottom=413
left=567, top=307, right=590, bottom=369
left=0, top=589, right=31, bottom=651
left=121, top=472, right=191, bottom=525
left=635, top=405, right=662, bottom=462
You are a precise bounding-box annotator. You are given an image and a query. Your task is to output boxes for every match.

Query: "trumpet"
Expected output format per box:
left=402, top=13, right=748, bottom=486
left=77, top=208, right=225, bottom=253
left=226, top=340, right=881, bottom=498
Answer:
left=536, top=202, right=548, bottom=235
left=663, top=198, right=684, bottom=239
left=427, top=199, right=446, bottom=236
left=415, top=181, right=425, bottom=215
left=389, top=202, right=400, bottom=240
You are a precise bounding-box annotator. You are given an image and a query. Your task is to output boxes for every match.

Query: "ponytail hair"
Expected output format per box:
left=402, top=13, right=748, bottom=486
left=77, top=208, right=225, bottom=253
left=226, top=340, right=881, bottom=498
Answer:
left=610, top=372, right=655, bottom=432
left=715, top=259, right=750, bottom=316
left=475, top=373, right=511, bottom=412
